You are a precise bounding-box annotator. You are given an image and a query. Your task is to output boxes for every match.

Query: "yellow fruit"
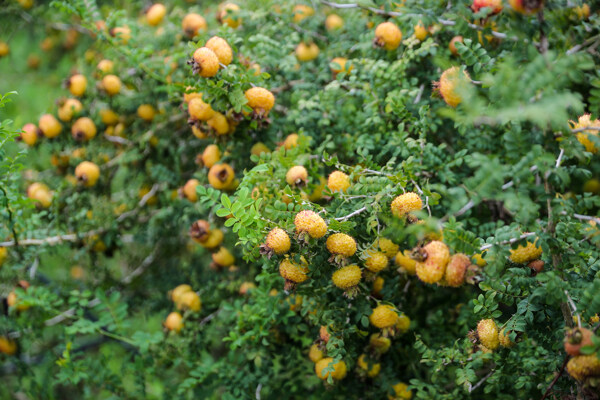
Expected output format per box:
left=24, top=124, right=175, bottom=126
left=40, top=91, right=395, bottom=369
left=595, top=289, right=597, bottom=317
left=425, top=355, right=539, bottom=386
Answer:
left=325, top=14, right=344, bottom=31
left=68, top=74, right=87, bottom=97
left=20, top=123, right=38, bottom=146
left=75, top=161, right=100, bottom=187
left=182, top=178, right=200, bottom=201
left=294, top=210, right=328, bottom=238
left=293, top=5, right=314, bottom=23
left=583, top=178, right=600, bottom=194
left=0, top=247, right=7, bottom=266
left=279, top=257, right=310, bottom=283
left=477, top=319, right=499, bottom=350
left=205, top=36, right=233, bottom=66
left=265, top=228, right=291, bottom=255
left=370, top=333, right=391, bottom=354
left=245, top=87, right=275, bottom=116
left=111, top=26, right=131, bottom=44
left=58, top=98, right=83, bottom=122
left=499, top=329, right=514, bottom=348
left=177, top=291, right=201, bottom=312
left=330, top=57, right=352, bottom=75
left=206, top=112, right=230, bottom=135
left=566, top=354, right=600, bottom=381
left=327, top=170, right=350, bottom=192
left=171, top=284, right=193, bottom=303
left=364, top=250, right=388, bottom=273
left=146, top=3, right=167, bottom=26
left=200, top=229, right=224, bottom=249
left=326, top=233, right=357, bottom=257
left=182, top=13, right=207, bottom=37
left=164, top=312, right=184, bottom=332
left=282, top=133, right=299, bottom=149
left=372, top=276, right=384, bottom=296
left=188, top=97, right=215, bottom=121
left=192, top=47, right=220, bottom=78
left=208, top=163, right=235, bottom=190
left=435, top=66, right=471, bottom=108
left=308, top=177, right=327, bottom=202
left=199, top=144, right=221, bottom=168
left=27, top=182, right=52, bottom=208
left=0, top=337, right=17, bottom=356
left=574, top=4, right=590, bottom=19
left=137, top=104, right=156, bottom=122
left=415, top=241, right=450, bottom=284
left=389, top=382, right=412, bottom=400
left=97, top=59, right=114, bottom=74
left=357, top=354, right=381, bottom=378
left=100, top=108, right=119, bottom=125
left=369, top=304, right=399, bottom=329
left=332, top=264, right=362, bottom=289
left=509, top=0, right=543, bottom=15
left=374, top=22, right=402, bottom=50
left=391, top=192, right=422, bottom=217
left=212, top=247, right=235, bottom=268
left=395, top=250, right=417, bottom=274
left=472, top=252, right=487, bottom=267
left=414, top=22, right=428, bottom=41
left=396, top=313, right=410, bottom=332
left=295, top=42, right=319, bottom=62
left=509, top=240, right=542, bottom=263
left=376, top=238, right=399, bottom=259
left=218, top=3, right=241, bottom=28
left=309, top=343, right=324, bottom=363
left=444, top=253, right=470, bottom=287
left=239, top=281, right=256, bottom=295
left=286, top=165, right=308, bottom=186
left=102, top=74, right=121, bottom=96
left=71, top=117, right=97, bottom=141
left=251, top=142, right=270, bottom=156
left=315, top=357, right=347, bottom=380
left=38, top=114, right=63, bottom=138
left=449, top=36, right=464, bottom=56
left=571, top=114, right=600, bottom=153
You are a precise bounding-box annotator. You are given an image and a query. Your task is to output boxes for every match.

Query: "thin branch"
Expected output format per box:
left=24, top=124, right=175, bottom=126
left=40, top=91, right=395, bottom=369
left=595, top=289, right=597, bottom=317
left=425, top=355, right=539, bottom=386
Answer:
left=0, top=229, right=106, bottom=247
left=116, top=183, right=160, bottom=222
left=120, top=244, right=160, bottom=284
left=480, top=232, right=536, bottom=251
left=335, top=206, right=367, bottom=221
left=540, top=356, right=569, bottom=400
left=468, top=369, right=494, bottom=393
left=104, top=133, right=132, bottom=145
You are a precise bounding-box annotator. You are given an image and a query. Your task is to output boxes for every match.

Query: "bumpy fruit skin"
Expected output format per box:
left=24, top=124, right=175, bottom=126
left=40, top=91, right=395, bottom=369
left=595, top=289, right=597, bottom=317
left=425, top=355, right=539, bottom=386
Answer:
left=449, top=36, right=464, bottom=56
left=199, top=144, right=221, bottom=168
left=415, top=241, right=450, bottom=284
left=294, top=210, right=328, bottom=239
left=566, top=354, right=600, bottom=381
left=327, top=171, right=350, bottom=192
left=357, top=354, right=381, bottom=378
left=370, top=333, right=391, bottom=354
left=364, top=250, right=389, bottom=273
left=295, top=42, right=319, bottom=61
left=71, top=117, right=97, bottom=141
left=564, top=327, right=594, bottom=356
left=146, top=3, right=166, bottom=26
left=472, top=0, right=503, bottom=14
left=102, top=74, right=121, bottom=96
left=177, top=291, right=201, bottom=312
left=376, top=238, right=399, bottom=259
left=326, top=233, right=357, bottom=257
left=395, top=250, right=417, bottom=274
left=205, top=36, right=233, bottom=66
left=265, top=228, right=291, bottom=255
left=309, top=343, right=324, bottom=363
left=182, top=179, right=200, bottom=201
left=188, top=97, right=215, bottom=121
left=207, top=112, right=230, bottom=135
left=571, top=114, right=600, bottom=153
left=370, top=304, right=399, bottom=329
left=75, top=161, right=100, bottom=187
left=374, top=22, right=402, bottom=50
left=212, top=247, right=235, bottom=267
left=436, top=67, right=471, bottom=107
left=477, top=319, right=500, bottom=350
left=192, top=47, right=220, bottom=78
left=279, top=257, right=309, bottom=283
left=164, top=312, right=184, bottom=332
left=0, top=337, right=17, bottom=355
left=320, top=325, right=331, bottom=343
left=509, top=0, right=543, bottom=14
left=444, top=253, right=470, bottom=287
left=286, top=165, right=308, bottom=186
left=499, top=329, right=514, bottom=348
left=245, top=87, right=275, bottom=116
left=332, top=264, right=362, bottom=289
left=293, top=5, right=314, bottom=23
left=39, top=114, right=63, bottom=138
left=218, top=3, right=241, bottom=28
left=182, top=13, right=207, bottom=37
left=208, top=163, right=235, bottom=190
left=325, top=14, right=344, bottom=31
left=391, top=192, right=422, bottom=217
left=20, top=123, right=38, bottom=146
left=315, top=357, right=347, bottom=380
left=389, top=382, right=412, bottom=400
left=68, top=74, right=87, bottom=97
left=509, top=240, right=542, bottom=263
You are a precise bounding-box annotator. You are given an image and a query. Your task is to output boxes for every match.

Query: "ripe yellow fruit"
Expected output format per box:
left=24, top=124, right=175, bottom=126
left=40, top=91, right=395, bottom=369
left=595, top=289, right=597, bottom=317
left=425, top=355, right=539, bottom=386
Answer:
left=0, top=247, right=7, bottom=267
left=188, top=97, right=215, bottom=121
left=102, top=74, right=121, bottom=96
left=205, top=36, right=233, bottom=66
left=374, top=22, right=402, bottom=50
left=58, top=98, right=83, bottom=122
left=315, top=357, right=347, bottom=380
left=293, top=5, right=314, bottom=23
left=206, top=112, right=230, bottom=135
left=177, top=290, right=201, bottom=312
left=435, top=67, right=471, bottom=108
left=332, top=264, right=362, bottom=289
left=251, top=142, right=270, bottom=156
left=566, top=354, right=600, bottom=381
left=286, top=165, right=308, bottom=186
left=294, top=210, right=328, bottom=239
left=295, top=42, right=319, bottom=62
left=375, top=238, right=399, bottom=259
left=282, top=133, right=299, bottom=149
left=499, top=328, right=514, bottom=348
left=38, top=114, right=63, bottom=138
left=239, top=282, right=256, bottom=295
left=208, top=163, right=235, bottom=190
left=213, top=247, right=235, bottom=268
left=391, top=192, right=422, bottom=217
left=364, top=250, right=389, bottom=273
left=308, top=343, right=324, bottom=363
left=472, top=252, right=487, bottom=267
left=370, top=333, right=391, bottom=354
left=279, top=257, right=310, bottom=283
left=68, top=74, right=87, bottom=97
left=416, top=241, right=450, bottom=284
left=571, top=114, right=600, bottom=153
left=477, top=319, right=499, bottom=350
left=218, top=3, right=241, bottom=28
left=245, top=87, right=275, bottom=117
left=20, top=123, right=38, bottom=146
left=327, top=170, right=350, bottom=192
left=27, top=182, right=53, bottom=208
left=0, top=41, right=10, bottom=57
left=389, top=382, right=412, bottom=400
left=97, top=59, right=114, bottom=74
left=330, top=57, right=352, bottom=76
left=265, top=228, right=291, bottom=255
left=509, top=240, right=542, bottom=263
left=171, top=284, right=193, bottom=303
left=192, top=47, right=220, bottom=78
left=325, top=14, right=344, bottom=31
left=396, top=313, right=411, bottom=332
left=164, top=311, right=184, bottom=332
left=357, top=354, right=381, bottom=378
left=449, top=36, right=464, bottom=56
left=182, top=13, right=207, bottom=37
left=111, top=26, right=131, bottom=44
left=372, top=276, right=384, bottom=296
left=71, top=117, right=97, bottom=141
left=100, top=108, right=119, bottom=125
left=0, top=337, right=17, bottom=356
left=326, top=233, right=357, bottom=257
left=199, top=144, right=221, bottom=168
left=444, top=253, right=470, bottom=287
left=395, top=250, right=417, bottom=274
left=414, top=22, right=428, bottom=41
left=369, top=304, right=399, bottom=329
left=182, top=179, right=200, bottom=201
left=146, top=3, right=167, bottom=26
left=137, top=104, right=156, bottom=122
left=200, top=229, right=224, bottom=249
left=574, top=3, right=590, bottom=19
left=75, top=161, right=100, bottom=187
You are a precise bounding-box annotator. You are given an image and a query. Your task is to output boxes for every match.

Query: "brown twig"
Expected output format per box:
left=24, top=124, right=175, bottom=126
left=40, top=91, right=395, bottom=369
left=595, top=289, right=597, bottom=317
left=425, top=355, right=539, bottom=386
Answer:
left=540, top=356, right=569, bottom=400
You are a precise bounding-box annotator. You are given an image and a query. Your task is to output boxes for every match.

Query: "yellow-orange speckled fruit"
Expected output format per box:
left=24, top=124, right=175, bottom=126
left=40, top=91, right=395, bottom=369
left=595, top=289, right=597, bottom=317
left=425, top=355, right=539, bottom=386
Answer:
left=39, top=114, right=63, bottom=138
left=199, top=229, right=224, bottom=249
left=75, top=161, right=100, bottom=187
left=566, top=354, right=600, bottom=381
left=571, top=114, right=600, bottom=153
left=218, top=3, right=241, bottom=28
left=68, top=74, right=87, bottom=97
left=436, top=67, right=471, bottom=108
left=309, top=343, right=324, bottom=363
left=477, top=319, right=499, bottom=350
left=374, top=22, right=402, bottom=50
left=391, top=192, right=422, bottom=217
left=330, top=57, right=352, bottom=75
left=205, top=36, right=232, bottom=66
left=499, top=328, right=514, bottom=348
left=146, top=4, right=167, bottom=26
left=177, top=290, right=201, bottom=312
left=364, top=250, right=388, bottom=273
left=449, top=36, right=464, bottom=56
left=171, top=284, right=192, bottom=303
left=326, top=233, right=357, bottom=257
left=294, top=210, right=328, bottom=238
left=164, top=311, right=183, bottom=332
left=389, top=382, right=413, bottom=400
left=71, top=117, right=97, bottom=141
left=444, top=253, right=470, bottom=287
left=279, top=257, right=309, bottom=283
left=192, top=47, right=220, bottom=78
left=414, top=22, right=428, bottom=41
left=327, top=170, right=350, bottom=192
left=286, top=165, right=308, bottom=186
left=199, top=144, right=221, bottom=168
left=245, top=87, right=275, bottom=116
left=265, top=228, right=291, bottom=255
left=376, top=238, right=399, bottom=259
left=58, top=98, right=83, bottom=122
left=415, top=241, right=450, bottom=284
left=369, top=304, right=399, bottom=328
left=101, top=74, right=121, bottom=96
left=182, top=179, right=200, bottom=202
left=509, top=240, right=542, bottom=263
left=357, top=354, right=381, bottom=378
left=189, top=97, right=215, bottom=121
left=207, top=112, right=230, bottom=135
left=372, top=276, right=384, bottom=296
left=27, top=182, right=52, bottom=208
left=395, top=250, right=417, bottom=274
left=208, top=163, right=235, bottom=190
left=293, top=4, right=314, bottom=23
left=182, top=13, right=206, bottom=38
left=212, top=247, right=234, bottom=267
left=370, top=333, right=391, bottom=354
left=315, top=357, right=347, bottom=380
left=332, top=264, right=362, bottom=289
left=396, top=313, right=411, bottom=332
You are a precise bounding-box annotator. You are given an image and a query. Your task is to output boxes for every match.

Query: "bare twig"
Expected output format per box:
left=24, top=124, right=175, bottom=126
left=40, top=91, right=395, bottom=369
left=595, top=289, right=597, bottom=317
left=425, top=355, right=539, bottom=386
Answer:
left=104, top=133, right=132, bottom=145
left=335, top=206, right=367, bottom=221
left=480, top=232, right=536, bottom=251
left=468, top=370, right=494, bottom=393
